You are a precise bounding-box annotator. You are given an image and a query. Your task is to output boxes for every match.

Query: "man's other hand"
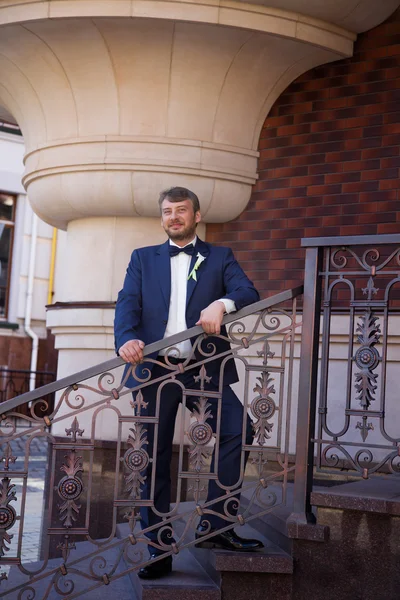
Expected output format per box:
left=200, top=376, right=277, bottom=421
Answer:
left=196, top=301, right=225, bottom=335
left=119, top=339, right=145, bottom=364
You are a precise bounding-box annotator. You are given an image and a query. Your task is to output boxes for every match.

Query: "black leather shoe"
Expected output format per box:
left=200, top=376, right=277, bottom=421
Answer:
left=138, top=555, right=173, bottom=579
left=195, top=525, right=264, bottom=552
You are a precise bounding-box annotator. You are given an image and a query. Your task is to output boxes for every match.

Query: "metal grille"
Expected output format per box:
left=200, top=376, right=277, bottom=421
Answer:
left=314, top=243, right=400, bottom=478
left=0, top=289, right=301, bottom=599
left=0, top=369, right=55, bottom=404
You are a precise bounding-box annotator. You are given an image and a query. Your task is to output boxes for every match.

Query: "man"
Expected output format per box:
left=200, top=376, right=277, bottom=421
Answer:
left=115, top=187, right=263, bottom=579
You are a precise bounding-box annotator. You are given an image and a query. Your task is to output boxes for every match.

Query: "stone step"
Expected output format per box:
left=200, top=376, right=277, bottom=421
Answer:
left=116, top=522, right=221, bottom=600
left=171, top=503, right=294, bottom=600
left=311, top=477, right=400, bottom=515
left=206, top=528, right=293, bottom=575
left=239, top=482, right=294, bottom=553
left=172, top=502, right=293, bottom=579
left=293, top=478, right=400, bottom=600
left=1, top=539, right=137, bottom=600
left=240, top=480, right=336, bottom=550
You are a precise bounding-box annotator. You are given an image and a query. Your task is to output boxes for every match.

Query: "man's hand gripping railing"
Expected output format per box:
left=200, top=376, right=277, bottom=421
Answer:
left=0, top=286, right=303, bottom=418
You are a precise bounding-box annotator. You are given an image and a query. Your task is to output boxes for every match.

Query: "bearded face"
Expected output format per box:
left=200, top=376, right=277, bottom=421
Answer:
left=161, top=198, right=201, bottom=243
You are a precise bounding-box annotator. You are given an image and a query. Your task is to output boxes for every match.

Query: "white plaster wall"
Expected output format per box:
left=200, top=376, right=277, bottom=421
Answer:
left=52, top=225, right=68, bottom=305
left=0, top=132, right=56, bottom=334
left=0, top=132, right=26, bottom=329
left=15, top=193, right=53, bottom=326
left=0, top=132, right=25, bottom=194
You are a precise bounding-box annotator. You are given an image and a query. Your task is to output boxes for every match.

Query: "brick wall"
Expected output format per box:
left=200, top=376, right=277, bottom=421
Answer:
left=206, top=10, right=400, bottom=297
left=0, top=331, right=58, bottom=373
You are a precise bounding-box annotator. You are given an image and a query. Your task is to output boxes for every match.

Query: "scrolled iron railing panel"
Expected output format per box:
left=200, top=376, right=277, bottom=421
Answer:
left=0, top=287, right=302, bottom=599
left=311, top=239, right=400, bottom=478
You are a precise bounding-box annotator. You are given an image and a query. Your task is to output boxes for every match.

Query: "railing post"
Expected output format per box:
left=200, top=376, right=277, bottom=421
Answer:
left=288, top=245, right=323, bottom=528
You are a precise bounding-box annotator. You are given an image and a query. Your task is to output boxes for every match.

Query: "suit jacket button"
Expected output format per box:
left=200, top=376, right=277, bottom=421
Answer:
left=163, top=319, right=167, bottom=324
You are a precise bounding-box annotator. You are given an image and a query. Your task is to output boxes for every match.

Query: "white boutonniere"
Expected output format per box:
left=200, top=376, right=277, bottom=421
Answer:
left=188, top=252, right=206, bottom=282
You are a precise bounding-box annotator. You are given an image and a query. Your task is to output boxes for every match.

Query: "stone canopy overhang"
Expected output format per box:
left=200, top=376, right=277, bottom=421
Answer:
left=0, top=0, right=398, bottom=227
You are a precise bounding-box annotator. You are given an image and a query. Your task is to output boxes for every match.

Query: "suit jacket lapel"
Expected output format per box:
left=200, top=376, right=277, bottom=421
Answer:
left=186, top=238, right=210, bottom=308
left=157, top=241, right=171, bottom=311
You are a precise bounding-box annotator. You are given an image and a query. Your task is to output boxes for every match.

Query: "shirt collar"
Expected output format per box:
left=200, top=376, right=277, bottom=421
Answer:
left=169, top=235, right=197, bottom=249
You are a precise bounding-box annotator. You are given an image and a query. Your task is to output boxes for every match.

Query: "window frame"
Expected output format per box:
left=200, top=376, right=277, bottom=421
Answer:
left=0, top=192, right=17, bottom=320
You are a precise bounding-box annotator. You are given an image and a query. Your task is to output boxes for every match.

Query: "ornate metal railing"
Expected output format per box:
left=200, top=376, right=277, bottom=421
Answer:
left=290, top=233, right=400, bottom=528
left=0, top=287, right=302, bottom=599
left=0, top=368, right=55, bottom=416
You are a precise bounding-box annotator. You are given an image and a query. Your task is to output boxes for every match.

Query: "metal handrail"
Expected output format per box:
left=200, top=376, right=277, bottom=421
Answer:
left=0, top=285, right=303, bottom=415
left=301, top=233, right=400, bottom=247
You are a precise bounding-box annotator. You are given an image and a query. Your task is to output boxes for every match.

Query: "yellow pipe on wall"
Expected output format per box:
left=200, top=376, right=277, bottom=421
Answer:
left=47, top=228, right=57, bottom=305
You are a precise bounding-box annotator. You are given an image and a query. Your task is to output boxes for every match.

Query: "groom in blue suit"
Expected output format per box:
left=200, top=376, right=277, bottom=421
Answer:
left=114, top=187, right=263, bottom=579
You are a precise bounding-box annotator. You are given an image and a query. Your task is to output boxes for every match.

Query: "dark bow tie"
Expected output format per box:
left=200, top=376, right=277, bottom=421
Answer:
left=169, top=244, right=195, bottom=258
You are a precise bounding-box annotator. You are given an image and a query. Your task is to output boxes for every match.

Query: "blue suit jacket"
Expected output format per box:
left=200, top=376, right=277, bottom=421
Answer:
left=114, top=238, right=259, bottom=388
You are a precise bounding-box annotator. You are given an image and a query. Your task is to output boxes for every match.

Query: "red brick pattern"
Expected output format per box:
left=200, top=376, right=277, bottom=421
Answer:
left=206, top=12, right=400, bottom=297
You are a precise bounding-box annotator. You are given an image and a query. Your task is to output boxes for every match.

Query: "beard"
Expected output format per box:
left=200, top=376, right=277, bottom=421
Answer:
left=164, top=221, right=197, bottom=242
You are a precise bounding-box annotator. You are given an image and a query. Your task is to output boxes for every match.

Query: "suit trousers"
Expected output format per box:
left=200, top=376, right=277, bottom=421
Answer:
left=134, top=358, right=253, bottom=554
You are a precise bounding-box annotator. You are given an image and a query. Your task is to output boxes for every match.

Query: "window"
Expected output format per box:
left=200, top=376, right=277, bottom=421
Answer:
left=0, top=192, right=16, bottom=318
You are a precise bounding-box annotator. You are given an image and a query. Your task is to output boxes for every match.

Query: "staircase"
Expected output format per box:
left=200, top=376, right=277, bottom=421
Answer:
left=4, top=476, right=400, bottom=600
left=2, top=234, right=400, bottom=599
left=296, top=479, right=400, bottom=600
left=1, top=501, right=294, bottom=600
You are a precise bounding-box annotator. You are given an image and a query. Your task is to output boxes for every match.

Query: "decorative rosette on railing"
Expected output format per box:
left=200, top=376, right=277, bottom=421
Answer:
left=187, top=365, right=214, bottom=472
left=187, top=396, right=214, bottom=472
left=354, top=310, right=381, bottom=411
left=0, top=477, right=16, bottom=558
left=123, top=424, right=149, bottom=500
left=58, top=452, right=84, bottom=528
left=353, top=309, right=381, bottom=442
left=57, top=417, right=85, bottom=528
left=251, top=372, right=276, bottom=445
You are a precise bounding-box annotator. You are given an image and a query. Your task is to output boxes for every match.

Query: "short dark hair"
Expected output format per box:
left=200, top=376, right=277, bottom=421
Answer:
left=158, top=186, right=200, bottom=213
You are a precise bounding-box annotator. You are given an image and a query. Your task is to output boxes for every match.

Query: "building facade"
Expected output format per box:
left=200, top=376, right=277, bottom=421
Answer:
left=0, top=130, right=59, bottom=383
left=208, top=7, right=400, bottom=297
left=0, top=0, right=398, bottom=436
left=0, top=3, right=399, bottom=599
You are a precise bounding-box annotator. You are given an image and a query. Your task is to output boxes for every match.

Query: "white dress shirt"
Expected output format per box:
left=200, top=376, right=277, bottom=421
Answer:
left=159, top=236, right=236, bottom=358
